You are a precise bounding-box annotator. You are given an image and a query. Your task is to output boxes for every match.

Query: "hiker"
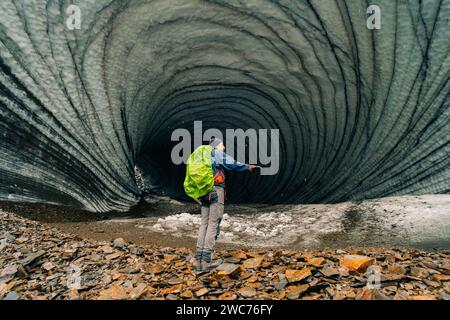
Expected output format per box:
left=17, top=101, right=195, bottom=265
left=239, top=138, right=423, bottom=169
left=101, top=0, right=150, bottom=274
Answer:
left=191, top=138, right=255, bottom=273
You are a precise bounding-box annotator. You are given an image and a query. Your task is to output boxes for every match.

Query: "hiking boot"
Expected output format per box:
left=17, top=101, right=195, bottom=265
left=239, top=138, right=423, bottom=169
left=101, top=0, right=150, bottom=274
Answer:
left=201, top=259, right=223, bottom=272
left=192, top=259, right=202, bottom=274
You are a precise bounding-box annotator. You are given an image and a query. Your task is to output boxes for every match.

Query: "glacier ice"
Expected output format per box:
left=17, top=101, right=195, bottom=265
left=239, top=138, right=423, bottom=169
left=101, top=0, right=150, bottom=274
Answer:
left=0, top=0, right=449, bottom=212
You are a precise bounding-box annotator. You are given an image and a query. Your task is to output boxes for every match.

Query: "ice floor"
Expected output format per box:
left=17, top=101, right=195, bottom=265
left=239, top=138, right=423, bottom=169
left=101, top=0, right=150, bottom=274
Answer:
left=102, top=195, right=450, bottom=250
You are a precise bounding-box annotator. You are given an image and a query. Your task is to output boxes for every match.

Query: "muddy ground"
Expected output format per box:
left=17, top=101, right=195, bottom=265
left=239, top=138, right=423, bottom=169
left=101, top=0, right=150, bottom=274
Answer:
left=1, top=195, right=449, bottom=251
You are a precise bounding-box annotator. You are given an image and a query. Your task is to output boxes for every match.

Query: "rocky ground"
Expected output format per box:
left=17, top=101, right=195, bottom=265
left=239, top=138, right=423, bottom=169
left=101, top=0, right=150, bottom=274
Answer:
left=1, top=210, right=449, bottom=300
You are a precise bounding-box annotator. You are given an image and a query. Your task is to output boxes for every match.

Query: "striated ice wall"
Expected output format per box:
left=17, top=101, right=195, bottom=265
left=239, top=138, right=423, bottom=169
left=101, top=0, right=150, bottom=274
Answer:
left=0, top=0, right=449, bottom=212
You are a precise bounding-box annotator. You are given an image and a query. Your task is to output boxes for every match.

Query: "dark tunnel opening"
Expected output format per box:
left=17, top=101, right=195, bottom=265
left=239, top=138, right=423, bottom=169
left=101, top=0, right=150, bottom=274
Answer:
left=135, top=95, right=286, bottom=204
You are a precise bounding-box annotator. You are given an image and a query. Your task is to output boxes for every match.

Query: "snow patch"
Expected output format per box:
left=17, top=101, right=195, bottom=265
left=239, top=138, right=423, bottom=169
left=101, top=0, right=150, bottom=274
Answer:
left=104, top=195, right=450, bottom=249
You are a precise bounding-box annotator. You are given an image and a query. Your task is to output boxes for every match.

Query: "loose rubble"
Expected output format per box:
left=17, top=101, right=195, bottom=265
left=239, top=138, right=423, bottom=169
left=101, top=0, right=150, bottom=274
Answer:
left=0, top=211, right=449, bottom=300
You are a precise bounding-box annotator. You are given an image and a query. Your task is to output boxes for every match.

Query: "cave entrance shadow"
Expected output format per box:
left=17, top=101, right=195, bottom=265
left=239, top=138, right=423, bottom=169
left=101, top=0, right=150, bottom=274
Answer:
left=0, top=200, right=183, bottom=224
left=135, top=130, right=281, bottom=205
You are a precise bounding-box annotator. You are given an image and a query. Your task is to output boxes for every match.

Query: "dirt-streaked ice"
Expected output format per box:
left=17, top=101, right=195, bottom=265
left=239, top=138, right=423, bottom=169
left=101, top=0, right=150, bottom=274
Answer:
left=104, top=195, right=450, bottom=249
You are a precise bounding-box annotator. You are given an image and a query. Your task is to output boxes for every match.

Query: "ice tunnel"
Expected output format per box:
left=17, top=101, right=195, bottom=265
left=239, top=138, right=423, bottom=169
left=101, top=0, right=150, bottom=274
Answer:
left=0, top=0, right=449, bottom=212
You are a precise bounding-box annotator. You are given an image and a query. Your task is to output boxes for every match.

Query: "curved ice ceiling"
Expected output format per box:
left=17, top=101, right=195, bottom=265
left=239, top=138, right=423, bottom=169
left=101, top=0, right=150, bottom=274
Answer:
left=0, top=0, right=449, bottom=212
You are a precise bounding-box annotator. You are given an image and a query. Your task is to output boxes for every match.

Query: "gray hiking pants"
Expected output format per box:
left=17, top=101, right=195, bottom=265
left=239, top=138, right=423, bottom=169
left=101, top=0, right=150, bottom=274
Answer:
left=195, top=187, right=224, bottom=263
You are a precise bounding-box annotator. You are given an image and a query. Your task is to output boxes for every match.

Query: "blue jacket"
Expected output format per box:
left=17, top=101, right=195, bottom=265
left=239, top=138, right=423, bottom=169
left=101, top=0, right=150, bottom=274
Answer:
left=211, top=149, right=248, bottom=188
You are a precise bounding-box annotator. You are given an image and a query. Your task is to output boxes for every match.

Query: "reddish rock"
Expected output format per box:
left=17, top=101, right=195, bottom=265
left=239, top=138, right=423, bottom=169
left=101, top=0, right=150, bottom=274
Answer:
left=339, top=255, right=375, bottom=272
left=285, top=268, right=312, bottom=283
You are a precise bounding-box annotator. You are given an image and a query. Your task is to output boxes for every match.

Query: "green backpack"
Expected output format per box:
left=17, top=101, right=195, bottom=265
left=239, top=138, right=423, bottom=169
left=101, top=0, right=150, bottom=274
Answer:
left=184, top=145, right=214, bottom=200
